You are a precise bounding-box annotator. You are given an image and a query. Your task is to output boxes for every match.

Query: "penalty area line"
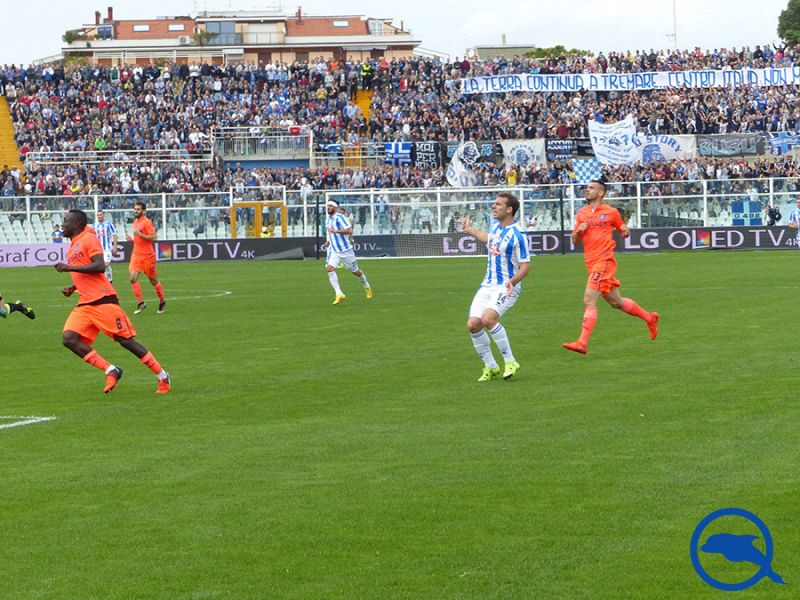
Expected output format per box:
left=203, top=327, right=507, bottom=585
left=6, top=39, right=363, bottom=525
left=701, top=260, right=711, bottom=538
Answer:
left=0, top=416, right=57, bottom=430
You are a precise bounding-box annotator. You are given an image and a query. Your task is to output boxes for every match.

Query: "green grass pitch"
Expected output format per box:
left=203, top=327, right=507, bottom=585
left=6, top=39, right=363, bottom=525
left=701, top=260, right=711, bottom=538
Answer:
left=1, top=250, right=798, bottom=599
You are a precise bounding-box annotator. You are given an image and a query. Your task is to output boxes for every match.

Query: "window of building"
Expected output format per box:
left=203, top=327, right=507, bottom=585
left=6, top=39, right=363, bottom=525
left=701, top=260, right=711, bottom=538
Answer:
left=133, top=24, right=151, bottom=32
left=332, top=20, right=350, bottom=27
left=168, top=24, right=185, bottom=32
left=368, top=21, right=383, bottom=35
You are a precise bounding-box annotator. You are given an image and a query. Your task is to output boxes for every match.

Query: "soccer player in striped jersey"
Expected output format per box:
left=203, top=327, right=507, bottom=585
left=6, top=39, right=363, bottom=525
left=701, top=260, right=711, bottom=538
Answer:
left=324, top=199, right=372, bottom=305
left=563, top=179, right=659, bottom=354
left=462, top=192, right=531, bottom=382
left=94, top=210, right=118, bottom=282
left=788, top=196, right=800, bottom=246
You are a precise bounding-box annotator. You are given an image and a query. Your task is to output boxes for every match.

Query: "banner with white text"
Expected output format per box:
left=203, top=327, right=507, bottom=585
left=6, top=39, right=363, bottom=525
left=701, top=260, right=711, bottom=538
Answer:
left=460, top=67, right=800, bottom=94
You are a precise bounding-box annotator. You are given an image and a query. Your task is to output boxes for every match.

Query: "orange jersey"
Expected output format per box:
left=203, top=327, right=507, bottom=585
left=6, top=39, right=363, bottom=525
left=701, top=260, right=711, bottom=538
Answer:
left=66, top=227, right=118, bottom=305
left=573, top=203, right=625, bottom=265
left=132, top=216, right=156, bottom=259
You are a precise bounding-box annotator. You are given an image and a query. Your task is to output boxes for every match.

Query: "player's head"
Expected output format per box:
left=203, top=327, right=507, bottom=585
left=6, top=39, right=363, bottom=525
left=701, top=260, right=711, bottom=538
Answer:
left=96, top=209, right=105, bottom=223
left=326, top=199, right=338, bottom=216
left=493, top=192, right=519, bottom=222
left=134, top=202, right=146, bottom=218
left=585, top=179, right=607, bottom=203
left=62, top=209, right=88, bottom=238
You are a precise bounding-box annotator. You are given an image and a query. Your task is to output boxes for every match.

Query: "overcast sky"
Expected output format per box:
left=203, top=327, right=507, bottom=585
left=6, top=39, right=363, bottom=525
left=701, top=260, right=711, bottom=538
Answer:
left=1, top=0, right=792, bottom=64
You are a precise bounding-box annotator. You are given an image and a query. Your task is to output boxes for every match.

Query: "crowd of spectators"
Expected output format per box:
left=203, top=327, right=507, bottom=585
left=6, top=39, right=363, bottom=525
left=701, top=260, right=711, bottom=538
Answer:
left=3, top=46, right=800, bottom=200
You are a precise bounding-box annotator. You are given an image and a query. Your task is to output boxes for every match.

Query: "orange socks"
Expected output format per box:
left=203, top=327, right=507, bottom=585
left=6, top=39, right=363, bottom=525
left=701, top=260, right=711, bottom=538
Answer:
left=131, top=281, right=143, bottom=302
left=83, top=349, right=110, bottom=371
left=621, top=298, right=651, bottom=322
left=579, top=306, right=598, bottom=345
left=154, top=282, right=165, bottom=302
left=140, top=351, right=163, bottom=375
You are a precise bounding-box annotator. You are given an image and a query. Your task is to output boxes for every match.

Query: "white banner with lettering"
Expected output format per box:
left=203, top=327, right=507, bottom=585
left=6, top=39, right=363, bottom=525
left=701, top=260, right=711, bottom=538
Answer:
left=588, top=117, right=640, bottom=166
left=589, top=118, right=698, bottom=165
left=460, top=67, right=800, bottom=94
left=500, top=139, right=547, bottom=167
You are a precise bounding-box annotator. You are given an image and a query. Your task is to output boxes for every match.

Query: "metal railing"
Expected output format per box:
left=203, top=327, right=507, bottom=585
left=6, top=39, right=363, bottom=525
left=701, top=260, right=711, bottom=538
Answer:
left=211, top=127, right=313, bottom=160
left=25, top=149, right=213, bottom=169
left=1, top=178, right=798, bottom=245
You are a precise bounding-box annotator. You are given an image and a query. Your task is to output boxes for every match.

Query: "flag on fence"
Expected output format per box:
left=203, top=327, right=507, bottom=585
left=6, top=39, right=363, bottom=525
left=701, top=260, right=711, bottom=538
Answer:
left=571, top=158, right=603, bottom=184
left=384, top=142, right=413, bottom=166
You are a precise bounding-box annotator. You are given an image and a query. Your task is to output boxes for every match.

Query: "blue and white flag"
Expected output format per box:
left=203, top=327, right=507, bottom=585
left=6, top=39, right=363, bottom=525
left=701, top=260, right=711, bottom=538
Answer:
left=766, top=131, right=800, bottom=155
left=384, top=142, right=412, bottom=166
left=588, top=116, right=640, bottom=166
left=445, top=142, right=480, bottom=187
left=571, top=158, right=603, bottom=184
left=731, top=200, right=763, bottom=226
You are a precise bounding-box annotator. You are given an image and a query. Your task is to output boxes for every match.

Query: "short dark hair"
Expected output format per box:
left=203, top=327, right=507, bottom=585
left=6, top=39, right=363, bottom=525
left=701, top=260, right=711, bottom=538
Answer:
left=497, top=192, right=520, bottom=216
left=591, top=178, right=608, bottom=191
left=134, top=201, right=146, bottom=210
left=68, top=209, right=87, bottom=227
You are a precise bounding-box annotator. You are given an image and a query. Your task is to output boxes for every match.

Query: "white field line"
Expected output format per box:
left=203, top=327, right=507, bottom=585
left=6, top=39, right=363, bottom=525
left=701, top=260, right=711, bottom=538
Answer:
left=0, top=416, right=56, bottom=430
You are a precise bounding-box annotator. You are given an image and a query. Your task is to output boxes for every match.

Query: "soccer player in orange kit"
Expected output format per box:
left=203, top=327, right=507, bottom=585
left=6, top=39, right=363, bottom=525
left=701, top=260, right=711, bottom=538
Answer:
left=55, top=209, right=171, bottom=394
left=127, top=201, right=166, bottom=314
left=563, top=179, right=659, bottom=354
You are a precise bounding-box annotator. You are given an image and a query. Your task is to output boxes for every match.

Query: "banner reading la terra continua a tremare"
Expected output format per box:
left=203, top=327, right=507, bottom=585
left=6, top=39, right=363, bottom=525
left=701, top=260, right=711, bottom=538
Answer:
left=460, top=66, right=800, bottom=94
left=588, top=117, right=697, bottom=166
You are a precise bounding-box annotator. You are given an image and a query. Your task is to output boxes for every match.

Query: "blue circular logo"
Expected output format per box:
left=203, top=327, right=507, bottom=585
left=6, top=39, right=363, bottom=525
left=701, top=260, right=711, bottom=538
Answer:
left=690, top=507, right=785, bottom=591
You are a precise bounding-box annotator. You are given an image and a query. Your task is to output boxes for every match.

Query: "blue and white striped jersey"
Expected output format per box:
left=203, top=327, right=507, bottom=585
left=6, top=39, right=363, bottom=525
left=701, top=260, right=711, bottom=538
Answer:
left=94, top=221, right=117, bottom=252
left=326, top=213, right=353, bottom=253
left=790, top=209, right=800, bottom=244
left=482, top=222, right=531, bottom=286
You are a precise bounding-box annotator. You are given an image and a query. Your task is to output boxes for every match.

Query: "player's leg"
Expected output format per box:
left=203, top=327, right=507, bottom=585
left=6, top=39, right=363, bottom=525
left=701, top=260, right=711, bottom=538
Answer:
left=326, top=253, right=345, bottom=303
left=345, top=254, right=372, bottom=298
left=563, top=284, right=602, bottom=354
left=604, top=287, right=659, bottom=341
left=117, top=337, right=171, bottom=394
left=63, top=307, right=122, bottom=393
left=482, top=289, right=521, bottom=380
left=467, top=288, right=500, bottom=381
left=103, top=250, right=113, bottom=282
left=130, top=264, right=146, bottom=313
left=147, top=261, right=166, bottom=313
left=0, top=294, right=35, bottom=319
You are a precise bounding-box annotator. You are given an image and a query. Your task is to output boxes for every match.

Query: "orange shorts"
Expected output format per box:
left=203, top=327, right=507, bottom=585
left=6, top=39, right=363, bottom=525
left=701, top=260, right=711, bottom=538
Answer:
left=130, top=254, right=157, bottom=278
left=64, top=303, right=137, bottom=344
left=586, top=258, right=621, bottom=294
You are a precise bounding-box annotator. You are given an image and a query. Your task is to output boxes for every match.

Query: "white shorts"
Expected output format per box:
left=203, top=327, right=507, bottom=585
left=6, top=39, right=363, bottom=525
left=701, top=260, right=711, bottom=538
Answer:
left=469, top=284, right=520, bottom=320
left=103, top=250, right=113, bottom=266
left=326, top=248, right=359, bottom=272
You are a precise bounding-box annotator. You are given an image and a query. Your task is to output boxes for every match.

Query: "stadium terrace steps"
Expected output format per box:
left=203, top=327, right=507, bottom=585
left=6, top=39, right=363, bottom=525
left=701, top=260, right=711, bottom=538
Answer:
left=0, top=98, right=21, bottom=171
left=355, top=89, right=373, bottom=123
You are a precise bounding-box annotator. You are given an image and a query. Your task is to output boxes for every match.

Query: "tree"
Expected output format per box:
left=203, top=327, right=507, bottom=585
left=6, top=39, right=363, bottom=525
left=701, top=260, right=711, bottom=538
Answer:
left=778, top=0, right=800, bottom=46
left=523, top=46, right=588, bottom=59
left=192, top=31, right=218, bottom=46
left=62, top=30, right=80, bottom=45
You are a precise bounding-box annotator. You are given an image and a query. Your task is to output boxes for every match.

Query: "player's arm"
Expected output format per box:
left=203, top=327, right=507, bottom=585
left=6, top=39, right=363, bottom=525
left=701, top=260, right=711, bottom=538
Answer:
left=616, top=208, right=630, bottom=238
left=461, top=216, right=488, bottom=244
left=55, top=253, right=105, bottom=274
left=135, top=229, right=158, bottom=241
left=111, top=230, right=118, bottom=252
left=571, top=220, right=588, bottom=245
left=505, top=261, right=530, bottom=294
